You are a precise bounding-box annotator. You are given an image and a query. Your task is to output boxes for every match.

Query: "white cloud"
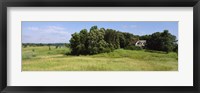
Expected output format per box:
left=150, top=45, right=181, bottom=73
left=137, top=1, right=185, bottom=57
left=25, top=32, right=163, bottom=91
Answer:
left=47, top=26, right=65, bottom=30
left=23, top=26, right=71, bottom=43
left=27, top=26, right=68, bottom=34
left=42, top=26, right=69, bottom=35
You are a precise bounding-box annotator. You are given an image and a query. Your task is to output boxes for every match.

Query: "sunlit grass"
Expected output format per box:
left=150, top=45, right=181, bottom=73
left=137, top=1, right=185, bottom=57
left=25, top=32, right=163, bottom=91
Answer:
left=22, top=46, right=178, bottom=71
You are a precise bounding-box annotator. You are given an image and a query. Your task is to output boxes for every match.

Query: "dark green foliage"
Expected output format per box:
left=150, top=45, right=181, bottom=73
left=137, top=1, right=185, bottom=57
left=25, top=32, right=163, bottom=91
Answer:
left=64, top=43, right=70, bottom=48
left=70, top=26, right=111, bottom=55
left=104, top=29, right=120, bottom=49
left=22, top=43, right=68, bottom=48
left=118, top=32, right=126, bottom=48
left=55, top=45, right=59, bottom=49
left=48, top=44, right=51, bottom=50
left=87, top=27, right=109, bottom=54
left=145, top=30, right=177, bottom=53
left=70, top=32, right=81, bottom=55
left=125, top=46, right=142, bottom=50
left=104, top=31, right=138, bottom=49
left=173, top=43, right=178, bottom=54
left=22, top=44, right=28, bottom=48
left=69, top=26, right=178, bottom=55
left=139, top=35, right=151, bottom=40
left=69, top=26, right=142, bottom=55
left=122, top=32, right=137, bottom=47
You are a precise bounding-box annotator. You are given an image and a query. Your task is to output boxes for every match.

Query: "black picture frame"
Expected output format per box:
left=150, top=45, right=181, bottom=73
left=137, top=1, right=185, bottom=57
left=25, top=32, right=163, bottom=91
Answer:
left=0, top=0, right=200, bottom=93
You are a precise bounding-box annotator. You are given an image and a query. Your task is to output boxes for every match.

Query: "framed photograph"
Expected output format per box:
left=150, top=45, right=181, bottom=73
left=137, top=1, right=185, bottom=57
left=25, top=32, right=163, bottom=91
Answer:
left=0, top=0, right=200, bottom=93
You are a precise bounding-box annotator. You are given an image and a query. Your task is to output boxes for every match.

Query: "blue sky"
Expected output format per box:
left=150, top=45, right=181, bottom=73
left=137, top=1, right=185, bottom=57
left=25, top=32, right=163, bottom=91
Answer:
left=22, top=21, right=178, bottom=43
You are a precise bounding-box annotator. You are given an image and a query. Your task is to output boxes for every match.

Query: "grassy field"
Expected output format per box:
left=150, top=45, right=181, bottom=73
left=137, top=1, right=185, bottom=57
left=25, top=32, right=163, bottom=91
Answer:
left=22, top=46, right=178, bottom=71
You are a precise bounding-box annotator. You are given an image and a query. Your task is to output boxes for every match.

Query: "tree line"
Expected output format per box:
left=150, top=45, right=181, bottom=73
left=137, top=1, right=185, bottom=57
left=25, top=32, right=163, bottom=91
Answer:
left=70, top=26, right=178, bottom=55
left=22, top=43, right=70, bottom=50
left=140, top=31, right=178, bottom=53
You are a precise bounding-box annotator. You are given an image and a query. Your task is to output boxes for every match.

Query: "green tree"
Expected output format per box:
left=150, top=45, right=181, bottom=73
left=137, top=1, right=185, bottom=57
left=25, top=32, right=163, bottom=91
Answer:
left=69, top=26, right=177, bottom=55
left=70, top=26, right=110, bottom=55
left=146, top=30, right=177, bottom=53
left=104, top=29, right=120, bottom=49
left=70, top=32, right=81, bottom=55
left=79, top=29, right=88, bottom=54
left=122, top=32, right=135, bottom=47
left=87, top=26, right=109, bottom=54
left=118, top=32, right=126, bottom=48
left=173, top=43, right=178, bottom=54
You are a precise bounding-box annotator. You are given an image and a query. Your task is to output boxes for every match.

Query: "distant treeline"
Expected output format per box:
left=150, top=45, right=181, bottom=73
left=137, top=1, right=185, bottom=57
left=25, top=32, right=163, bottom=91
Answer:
left=22, top=43, right=70, bottom=48
left=70, top=26, right=178, bottom=55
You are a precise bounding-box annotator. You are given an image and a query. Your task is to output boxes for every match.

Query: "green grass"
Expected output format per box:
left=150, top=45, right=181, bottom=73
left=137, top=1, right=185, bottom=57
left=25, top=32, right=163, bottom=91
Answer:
left=22, top=46, right=178, bottom=71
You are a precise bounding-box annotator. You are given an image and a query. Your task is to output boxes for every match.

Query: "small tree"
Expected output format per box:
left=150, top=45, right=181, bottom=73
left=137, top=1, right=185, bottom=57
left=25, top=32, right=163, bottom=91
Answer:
left=48, top=44, right=51, bottom=50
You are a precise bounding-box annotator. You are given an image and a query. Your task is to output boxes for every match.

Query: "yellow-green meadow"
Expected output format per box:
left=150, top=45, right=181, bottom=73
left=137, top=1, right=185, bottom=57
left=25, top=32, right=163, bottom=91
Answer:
left=22, top=46, right=178, bottom=71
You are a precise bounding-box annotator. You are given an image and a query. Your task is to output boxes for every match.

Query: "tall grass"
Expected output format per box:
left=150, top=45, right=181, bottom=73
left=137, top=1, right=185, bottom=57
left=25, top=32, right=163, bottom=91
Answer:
left=22, top=46, right=178, bottom=71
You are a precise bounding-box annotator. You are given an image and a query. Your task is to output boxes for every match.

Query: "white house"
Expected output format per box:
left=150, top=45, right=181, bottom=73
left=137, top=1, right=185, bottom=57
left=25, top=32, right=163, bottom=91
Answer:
left=135, top=40, right=146, bottom=47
